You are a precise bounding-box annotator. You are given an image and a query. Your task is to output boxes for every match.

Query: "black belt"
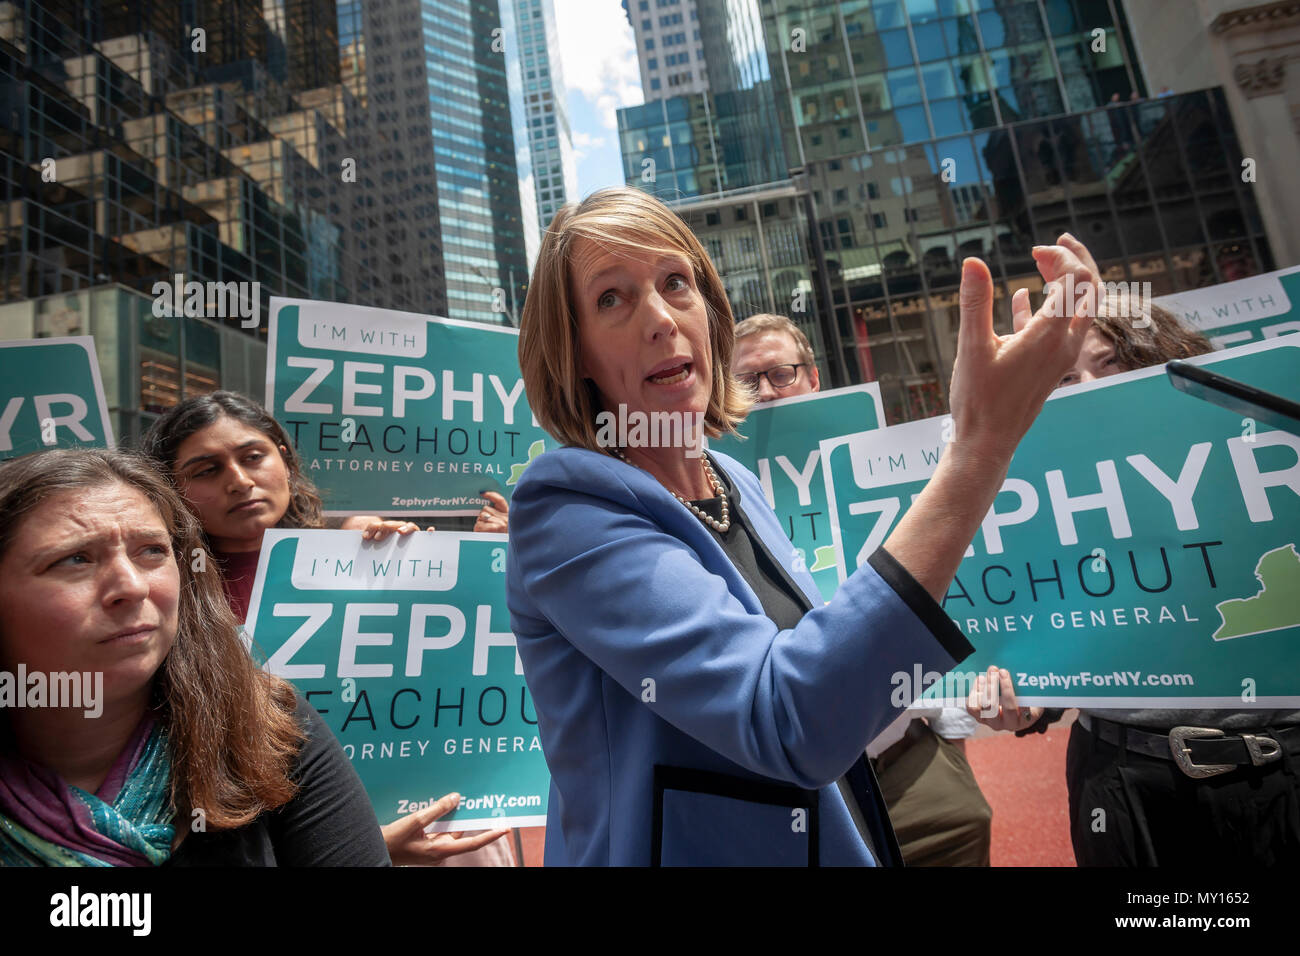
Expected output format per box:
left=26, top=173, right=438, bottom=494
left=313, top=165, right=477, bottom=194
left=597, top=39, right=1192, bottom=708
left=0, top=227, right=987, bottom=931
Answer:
left=1078, top=713, right=1299, bottom=779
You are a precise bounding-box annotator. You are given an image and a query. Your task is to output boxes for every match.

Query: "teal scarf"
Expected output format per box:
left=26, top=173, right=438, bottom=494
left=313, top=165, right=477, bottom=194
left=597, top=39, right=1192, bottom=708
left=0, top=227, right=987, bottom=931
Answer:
left=0, top=716, right=175, bottom=866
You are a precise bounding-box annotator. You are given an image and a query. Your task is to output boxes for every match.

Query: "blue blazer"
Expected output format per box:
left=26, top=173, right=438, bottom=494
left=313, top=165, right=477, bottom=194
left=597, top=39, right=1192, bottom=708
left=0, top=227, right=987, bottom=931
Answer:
left=506, top=446, right=973, bottom=865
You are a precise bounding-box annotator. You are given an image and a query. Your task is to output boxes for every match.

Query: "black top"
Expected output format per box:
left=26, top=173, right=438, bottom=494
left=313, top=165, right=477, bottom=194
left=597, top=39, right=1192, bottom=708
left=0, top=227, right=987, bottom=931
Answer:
left=166, top=694, right=391, bottom=866
left=695, top=456, right=908, bottom=866
left=688, top=468, right=807, bottom=632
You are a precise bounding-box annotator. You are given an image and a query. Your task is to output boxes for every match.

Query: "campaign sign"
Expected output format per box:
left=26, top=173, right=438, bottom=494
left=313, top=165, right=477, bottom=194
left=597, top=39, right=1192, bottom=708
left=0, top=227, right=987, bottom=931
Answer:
left=820, top=338, right=1300, bottom=707
left=0, top=337, right=114, bottom=460
left=708, top=384, right=884, bottom=601
left=266, top=298, right=552, bottom=515
left=1154, top=266, right=1300, bottom=350
left=244, top=529, right=549, bottom=829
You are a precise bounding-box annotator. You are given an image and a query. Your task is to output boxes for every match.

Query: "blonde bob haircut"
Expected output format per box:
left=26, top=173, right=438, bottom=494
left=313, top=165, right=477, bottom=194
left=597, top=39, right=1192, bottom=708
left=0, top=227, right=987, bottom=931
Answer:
left=518, top=187, right=751, bottom=453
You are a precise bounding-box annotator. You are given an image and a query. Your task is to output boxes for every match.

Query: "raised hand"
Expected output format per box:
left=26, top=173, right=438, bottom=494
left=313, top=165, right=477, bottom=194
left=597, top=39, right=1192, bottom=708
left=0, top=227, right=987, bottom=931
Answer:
left=947, top=255, right=1096, bottom=461
left=1012, top=234, right=1101, bottom=333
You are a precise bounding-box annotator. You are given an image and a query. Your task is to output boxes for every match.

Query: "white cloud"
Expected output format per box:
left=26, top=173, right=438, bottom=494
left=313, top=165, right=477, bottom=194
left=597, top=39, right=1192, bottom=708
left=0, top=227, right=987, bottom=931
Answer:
left=571, top=130, right=607, bottom=159
left=554, top=0, right=643, bottom=129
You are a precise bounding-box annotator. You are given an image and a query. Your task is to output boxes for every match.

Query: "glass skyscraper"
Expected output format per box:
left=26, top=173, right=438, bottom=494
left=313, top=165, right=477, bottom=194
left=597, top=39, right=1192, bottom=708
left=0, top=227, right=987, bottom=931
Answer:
left=418, top=0, right=529, bottom=324
left=504, top=0, right=577, bottom=241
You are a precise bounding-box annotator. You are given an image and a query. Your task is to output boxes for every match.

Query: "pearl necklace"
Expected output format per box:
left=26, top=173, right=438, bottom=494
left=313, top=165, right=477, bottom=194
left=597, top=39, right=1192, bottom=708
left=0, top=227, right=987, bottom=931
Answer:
left=612, top=448, right=731, bottom=533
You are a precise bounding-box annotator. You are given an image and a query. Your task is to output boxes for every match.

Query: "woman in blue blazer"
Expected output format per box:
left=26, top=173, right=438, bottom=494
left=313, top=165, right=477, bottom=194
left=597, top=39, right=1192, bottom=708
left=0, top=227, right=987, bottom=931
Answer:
left=507, top=187, right=1098, bottom=866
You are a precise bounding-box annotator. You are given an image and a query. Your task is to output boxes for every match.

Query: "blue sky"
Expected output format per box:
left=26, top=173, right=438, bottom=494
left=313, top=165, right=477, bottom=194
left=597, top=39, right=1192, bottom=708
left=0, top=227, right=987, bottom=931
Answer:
left=553, top=0, right=644, bottom=196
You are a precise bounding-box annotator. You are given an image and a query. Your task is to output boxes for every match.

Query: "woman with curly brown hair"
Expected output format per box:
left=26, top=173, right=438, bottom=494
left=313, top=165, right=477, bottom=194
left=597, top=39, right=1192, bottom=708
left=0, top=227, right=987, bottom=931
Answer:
left=0, top=447, right=389, bottom=865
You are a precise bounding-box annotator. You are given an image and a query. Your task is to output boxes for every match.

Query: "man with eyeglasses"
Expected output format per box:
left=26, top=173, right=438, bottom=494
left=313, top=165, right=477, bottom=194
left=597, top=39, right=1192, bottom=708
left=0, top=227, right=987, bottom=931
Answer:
left=732, top=313, right=994, bottom=867
left=731, top=314, right=821, bottom=401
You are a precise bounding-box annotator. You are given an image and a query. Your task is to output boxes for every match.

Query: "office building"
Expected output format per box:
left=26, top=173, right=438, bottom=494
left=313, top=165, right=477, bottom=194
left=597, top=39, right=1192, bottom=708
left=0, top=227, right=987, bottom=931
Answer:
left=1123, top=0, right=1300, bottom=267
left=504, top=0, right=578, bottom=243
left=409, top=0, right=529, bottom=324
left=623, top=0, right=710, bottom=98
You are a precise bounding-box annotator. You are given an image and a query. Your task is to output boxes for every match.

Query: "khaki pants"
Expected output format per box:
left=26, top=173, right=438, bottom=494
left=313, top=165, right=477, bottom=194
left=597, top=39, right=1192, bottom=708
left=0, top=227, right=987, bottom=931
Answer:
left=873, top=720, right=992, bottom=867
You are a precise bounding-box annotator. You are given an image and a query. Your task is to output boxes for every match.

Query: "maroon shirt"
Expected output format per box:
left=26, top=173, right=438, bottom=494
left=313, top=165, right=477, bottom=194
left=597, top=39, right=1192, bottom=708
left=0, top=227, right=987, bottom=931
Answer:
left=215, top=548, right=262, bottom=623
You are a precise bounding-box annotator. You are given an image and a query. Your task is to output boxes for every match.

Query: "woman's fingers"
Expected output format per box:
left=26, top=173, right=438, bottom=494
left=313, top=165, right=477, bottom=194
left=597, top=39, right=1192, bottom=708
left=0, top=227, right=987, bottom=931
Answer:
left=475, top=493, right=509, bottom=533
left=403, top=792, right=460, bottom=831
left=957, top=257, right=996, bottom=352
left=436, top=827, right=510, bottom=857
left=1030, top=244, right=1098, bottom=333
left=1010, top=287, right=1033, bottom=333
left=366, top=520, right=419, bottom=541
left=1057, top=231, right=1100, bottom=278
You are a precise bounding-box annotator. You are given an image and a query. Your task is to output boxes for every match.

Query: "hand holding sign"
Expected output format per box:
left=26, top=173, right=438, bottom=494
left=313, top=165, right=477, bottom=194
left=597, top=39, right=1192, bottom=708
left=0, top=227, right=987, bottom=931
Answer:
left=965, top=665, right=1044, bottom=732
left=338, top=515, right=434, bottom=540
left=380, top=792, right=509, bottom=866
left=473, top=491, right=509, bottom=534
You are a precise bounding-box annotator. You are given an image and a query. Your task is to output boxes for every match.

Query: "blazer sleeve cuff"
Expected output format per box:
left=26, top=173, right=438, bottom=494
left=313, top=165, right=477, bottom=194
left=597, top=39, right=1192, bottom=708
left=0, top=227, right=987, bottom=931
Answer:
left=867, top=546, right=974, bottom=662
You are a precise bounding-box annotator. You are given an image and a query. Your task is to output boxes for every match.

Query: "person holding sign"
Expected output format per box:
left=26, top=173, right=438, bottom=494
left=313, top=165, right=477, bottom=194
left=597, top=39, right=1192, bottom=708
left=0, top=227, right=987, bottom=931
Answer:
left=971, top=233, right=1300, bottom=866
left=141, top=392, right=511, bottom=866
left=507, top=187, right=1098, bottom=865
left=733, top=312, right=994, bottom=867
left=0, top=448, right=389, bottom=865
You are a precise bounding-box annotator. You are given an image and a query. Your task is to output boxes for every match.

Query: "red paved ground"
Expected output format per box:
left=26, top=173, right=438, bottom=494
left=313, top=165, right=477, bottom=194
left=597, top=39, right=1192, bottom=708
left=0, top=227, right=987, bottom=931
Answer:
left=965, top=711, right=1077, bottom=866
left=512, top=712, right=1079, bottom=867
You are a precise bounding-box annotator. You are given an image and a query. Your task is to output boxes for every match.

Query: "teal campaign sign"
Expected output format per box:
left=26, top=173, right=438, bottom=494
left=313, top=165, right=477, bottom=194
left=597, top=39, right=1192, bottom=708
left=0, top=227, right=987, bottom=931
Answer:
left=708, top=384, right=884, bottom=601
left=266, top=298, right=552, bottom=515
left=820, top=338, right=1300, bottom=707
left=1154, top=266, right=1300, bottom=350
left=0, top=337, right=113, bottom=460
left=244, top=529, right=549, bottom=829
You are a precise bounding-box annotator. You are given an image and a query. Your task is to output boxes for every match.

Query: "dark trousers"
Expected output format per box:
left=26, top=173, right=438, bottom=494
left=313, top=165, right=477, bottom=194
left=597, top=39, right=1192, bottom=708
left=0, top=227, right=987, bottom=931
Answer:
left=1066, top=719, right=1300, bottom=866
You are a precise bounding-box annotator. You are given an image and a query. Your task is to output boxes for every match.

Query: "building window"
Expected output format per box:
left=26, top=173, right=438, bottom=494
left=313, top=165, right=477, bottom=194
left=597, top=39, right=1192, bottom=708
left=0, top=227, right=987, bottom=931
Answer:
left=872, top=212, right=887, bottom=228
left=650, top=77, right=661, bottom=90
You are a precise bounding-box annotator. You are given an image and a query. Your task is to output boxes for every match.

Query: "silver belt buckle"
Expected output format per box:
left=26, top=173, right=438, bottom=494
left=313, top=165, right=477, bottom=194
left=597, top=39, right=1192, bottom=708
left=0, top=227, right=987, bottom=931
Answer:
left=1168, top=726, right=1235, bottom=778
left=1242, top=733, right=1283, bottom=767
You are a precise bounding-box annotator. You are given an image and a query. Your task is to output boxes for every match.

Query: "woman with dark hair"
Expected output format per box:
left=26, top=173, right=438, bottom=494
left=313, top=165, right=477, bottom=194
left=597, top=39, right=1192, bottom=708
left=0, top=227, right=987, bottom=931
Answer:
left=138, top=390, right=401, bottom=621
left=140, top=391, right=510, bottom=866
left=0, top=447, right=388, bottom=865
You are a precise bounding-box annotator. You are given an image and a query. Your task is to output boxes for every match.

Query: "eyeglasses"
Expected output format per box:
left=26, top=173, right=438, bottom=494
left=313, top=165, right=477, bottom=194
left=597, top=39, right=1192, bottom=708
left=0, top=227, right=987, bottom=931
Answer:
left=736, top=363, right=806, bottom=390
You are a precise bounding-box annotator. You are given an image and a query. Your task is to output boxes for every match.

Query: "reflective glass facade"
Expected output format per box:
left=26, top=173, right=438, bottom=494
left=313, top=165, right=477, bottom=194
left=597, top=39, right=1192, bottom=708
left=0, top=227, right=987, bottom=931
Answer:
left=0, top=0, right=388, bottom=314
left=808, top=88, right=1271, bottom=422
left=762, top=0, right=1141, bottom=163
left=506, top=0, right=577, bottom=239
left=420, top=0, right=529, bottom=324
